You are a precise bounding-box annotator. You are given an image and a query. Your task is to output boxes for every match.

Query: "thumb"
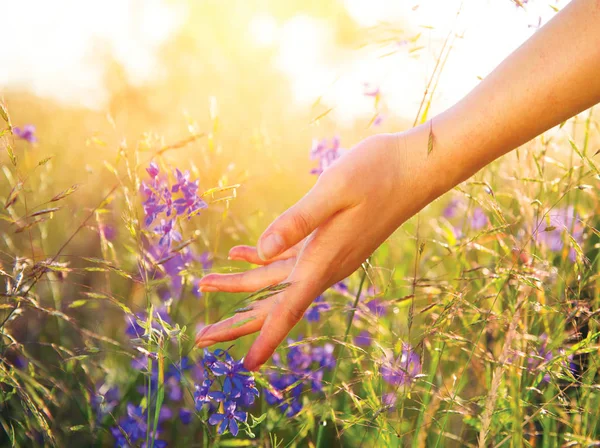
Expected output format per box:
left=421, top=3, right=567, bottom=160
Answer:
left=257, top=172, right=346, bottom=261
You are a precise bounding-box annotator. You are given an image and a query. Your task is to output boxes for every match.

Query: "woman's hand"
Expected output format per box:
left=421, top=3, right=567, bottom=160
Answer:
left=195, top=128, right=443, bottom=371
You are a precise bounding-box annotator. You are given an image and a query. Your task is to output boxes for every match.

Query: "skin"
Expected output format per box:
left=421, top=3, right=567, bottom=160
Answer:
left=196, top=0, right=600, bottom=371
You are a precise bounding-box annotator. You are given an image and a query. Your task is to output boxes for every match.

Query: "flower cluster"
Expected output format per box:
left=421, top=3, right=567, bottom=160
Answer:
left=141, top=162, right=207, bottom=248
left=265, top=340, right=335, bottom=417
left=380, top=343, right=421, bottom=387
left=195, top=349, right=259, bottom=436
left=304, top=295, right=330, bottom=322
left=310, top=137, right=343, bottom=176
left=111, top=404, right=168, bottom=448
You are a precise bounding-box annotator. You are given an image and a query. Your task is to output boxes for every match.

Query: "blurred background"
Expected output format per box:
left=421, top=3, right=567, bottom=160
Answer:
left=1, top=0, right=570, bottom=247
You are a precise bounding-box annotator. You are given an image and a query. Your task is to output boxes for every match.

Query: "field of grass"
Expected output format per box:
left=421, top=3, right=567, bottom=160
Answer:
left=1, top=1, right=599, bottom=447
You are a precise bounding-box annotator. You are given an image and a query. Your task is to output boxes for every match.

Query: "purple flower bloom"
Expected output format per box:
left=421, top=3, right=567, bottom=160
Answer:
left=304, top=295, right=330, bottom=322
left=179, top=408, right=193, bottom=425
left=146, top=162, right=159, bottom=178
left=98, top=223, right=117, bottom=241
left=372, top=114, right=384, bottom=127
left=380, top=344, right=421, bottom=386
left=310, top=137, right=343, bottom=176
left=13, top=125, right=37, bottom=143
left=533, top=207, right=584, bottom=262
left=363, top=83, right=380, bottom=98
left=355, top=330, right=372, bottom=347
left=443, top=199, right=461, bottom=219
left=527, top=333, right=554, bottom=382
left=194, top=379, right=225, bottom=411
left=212, top=353, right=251, bottom=397
left=208, top=401, right=248, bottom=436
left=470, top=207, right=488, bottom=230
left=382, top=392, right=397, bottom=411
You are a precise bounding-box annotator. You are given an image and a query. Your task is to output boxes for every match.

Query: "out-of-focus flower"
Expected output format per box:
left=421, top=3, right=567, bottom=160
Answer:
left=363, top=83, right=380, bottom=98
left=13, top=125, right=37, bottom=143
left=179, top=408, right=193, bottom=425
left=372, top=114, right=385, bottom=127
left=443, top=199, right=461, bottom=219
left=380, top=343, right=421, bottom=386
left=310, top=137, right=343, bottom=176
left=533, top=206, right=584, bottom=262
left=470, top=207, right=488, bottom=230
left=304, top=295, right=330, bottom=322
left=98, top=223, right=117, bottom=241
left=527, top=333, right=554, bottom=382
left=208, top=401, right=247, bottom=437
left=382, top=392, right=397, bottom=411
left=265, top=339, right=335, bottom=417
left=355, top=330, right=372, bottom=347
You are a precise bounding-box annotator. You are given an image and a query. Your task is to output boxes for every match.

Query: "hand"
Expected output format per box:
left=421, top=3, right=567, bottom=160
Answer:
left=196, top=128, right=441, bottom=371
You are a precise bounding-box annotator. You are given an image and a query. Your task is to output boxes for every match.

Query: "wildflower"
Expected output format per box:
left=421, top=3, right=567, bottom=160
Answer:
left=146, top=162, right=160, bottom=178
left=527, top=333, right=554, bottom=382
left=208, top=401, right=248, bottom=437
left=155, top=219, right=181, bottom=248
left=194, top=379, right=225, bottom=411
left=372, top=114, right=384, bottom=127
left=179, top=408, right=193, bottom=425
left=13, top=125, right=37, bottom=143
left=470, top=207, right=488, bottom=230
left=354, top=330, right=372, bottom=347
left=363, top=83, right=380, bottom=98
left=266, top=339, right=335, bottom=417
left=304, top=295, right=330, bottom=322
left=380, top=343, right=421, bottom=386
left=533, top=206, right=584, bottom=262
left=443, top=199, right=461, bottom=219
left=310, top=137, right=343, bottom=176
left=211, top=352, right=252, bottom=396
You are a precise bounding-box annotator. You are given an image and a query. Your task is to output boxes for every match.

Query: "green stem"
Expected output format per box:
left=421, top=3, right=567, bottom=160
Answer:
left=316, top=267, right=368, bottom=447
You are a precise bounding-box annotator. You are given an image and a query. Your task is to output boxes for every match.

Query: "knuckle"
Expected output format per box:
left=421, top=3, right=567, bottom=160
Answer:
left=281, top=304, right=305, bottom=325
left=290, top=210, right=314, bottom=237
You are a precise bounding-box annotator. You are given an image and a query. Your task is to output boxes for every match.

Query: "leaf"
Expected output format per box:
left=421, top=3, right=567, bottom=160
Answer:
left=50, top=184, right=79, bottom=202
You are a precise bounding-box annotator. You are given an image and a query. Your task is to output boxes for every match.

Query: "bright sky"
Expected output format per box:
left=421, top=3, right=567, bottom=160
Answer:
left=1, top=0, right=569, bottom=121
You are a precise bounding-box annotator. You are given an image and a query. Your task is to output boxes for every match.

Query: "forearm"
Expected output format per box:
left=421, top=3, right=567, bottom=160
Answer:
left=423, top=0, right=600, bottom=197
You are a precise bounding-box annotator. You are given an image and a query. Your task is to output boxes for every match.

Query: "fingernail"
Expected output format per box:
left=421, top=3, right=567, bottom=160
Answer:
left=258, top=233, right=284, bottom=260
left=198, top=285, right=219, bottom=293
left=196, top=339, right=217, bottom=349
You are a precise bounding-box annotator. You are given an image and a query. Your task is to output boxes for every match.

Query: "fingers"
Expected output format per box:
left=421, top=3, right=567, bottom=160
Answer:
left=197, top=258, right=295, bottom=293
left=195, top=301, right=271, bottom=348
left=256, top=172, right=347, bottom=261
left=228, top=243, right=302, bottom=266
left=243, top=212, right=359, bottom=371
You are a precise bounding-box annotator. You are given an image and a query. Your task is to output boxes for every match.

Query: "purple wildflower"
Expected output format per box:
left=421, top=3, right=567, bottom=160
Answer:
left=380, top=344, right=421, bottom=386
left=179, top=408, right=193, bottom=425
left=310, top=137, right=343, bottom=176
left=355, top=330, right=372, bottom=347
left=527, top=333, right=554, bottom=382
left=443, top=199, right=461, bottom=219
left=13, top=125, right=37, bottom=143
left=194, top=379, right=226, bottom=411
left=304, top=295, right=330, bottom=322
left=470, top=207, right=488, bottom=230
left=208, top=401, right=247, bottom=436
left=533, top=207, right=584, bottom=262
